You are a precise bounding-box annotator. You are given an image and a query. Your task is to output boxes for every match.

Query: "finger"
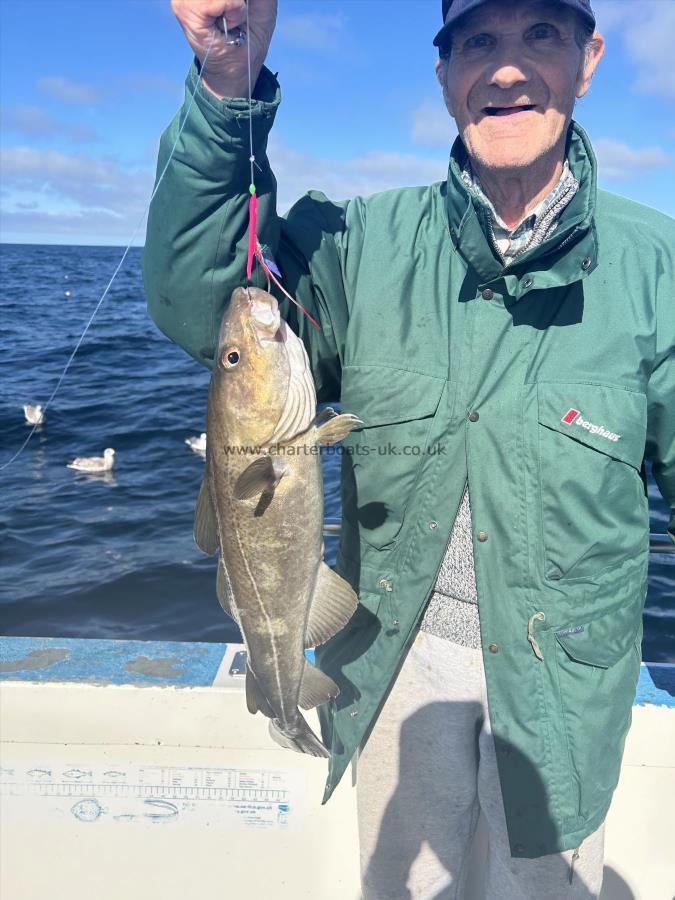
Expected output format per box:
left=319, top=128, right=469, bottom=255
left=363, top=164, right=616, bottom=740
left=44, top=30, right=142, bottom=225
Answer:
left=220, top=0, right=247, bottom=31
left=172, top=0, right=246, bottom=32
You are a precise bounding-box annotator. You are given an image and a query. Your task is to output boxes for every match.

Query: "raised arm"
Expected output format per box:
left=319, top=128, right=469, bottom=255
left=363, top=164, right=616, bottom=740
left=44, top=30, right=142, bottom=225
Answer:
left=142, top=0, right=353, bottom=401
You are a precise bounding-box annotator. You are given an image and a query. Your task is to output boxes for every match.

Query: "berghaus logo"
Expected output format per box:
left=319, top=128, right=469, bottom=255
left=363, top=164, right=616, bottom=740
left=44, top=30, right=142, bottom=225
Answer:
left=561, top=408, right=580, bottom=425
left=561, top=408, right=621, bottom=442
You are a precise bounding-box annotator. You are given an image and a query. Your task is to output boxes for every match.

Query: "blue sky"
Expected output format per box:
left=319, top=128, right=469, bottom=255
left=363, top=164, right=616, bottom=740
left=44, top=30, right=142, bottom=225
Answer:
left=1, top=0, right=673, bottom=246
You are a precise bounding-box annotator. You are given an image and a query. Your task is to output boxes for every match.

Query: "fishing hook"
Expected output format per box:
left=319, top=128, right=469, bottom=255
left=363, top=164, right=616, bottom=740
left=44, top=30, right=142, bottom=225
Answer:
left=220, top=17, right=247, bottom=46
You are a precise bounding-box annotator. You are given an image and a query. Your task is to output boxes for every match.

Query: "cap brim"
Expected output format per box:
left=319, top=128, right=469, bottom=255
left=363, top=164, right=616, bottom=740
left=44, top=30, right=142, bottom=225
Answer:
left=433, top=2, right=595, bottom=50
left=433, top=0, right=490, bottom=48
left=433, top=22, right=452, bottom=48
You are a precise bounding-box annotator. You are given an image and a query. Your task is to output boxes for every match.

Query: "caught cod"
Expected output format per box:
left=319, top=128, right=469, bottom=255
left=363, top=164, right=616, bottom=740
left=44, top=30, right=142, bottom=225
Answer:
left=194, top=287, right=361, bottom=757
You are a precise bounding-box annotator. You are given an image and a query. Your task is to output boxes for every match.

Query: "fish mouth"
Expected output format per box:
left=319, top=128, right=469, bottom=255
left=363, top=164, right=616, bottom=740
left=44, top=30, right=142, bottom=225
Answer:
left=250, top=296, right=279, bottom=331
left=242, top=288, right=281, bottom=340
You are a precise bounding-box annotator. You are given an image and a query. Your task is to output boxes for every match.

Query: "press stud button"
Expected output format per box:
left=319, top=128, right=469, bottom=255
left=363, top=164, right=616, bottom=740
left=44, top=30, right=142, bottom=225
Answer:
left=477, top=531, right=489, bottom=542
left=481, top=288, right=494, bottom=300
left=468, top=411, right=480, bottom=422
left=581, top=257, right=592, bottom=270
left=489, top=643, right=499, bottom=654
left=522, top=277, right=533, bottom=290
left=429, top=521, right=438, bottom=530
left=378, top=578, right=393, bottom=592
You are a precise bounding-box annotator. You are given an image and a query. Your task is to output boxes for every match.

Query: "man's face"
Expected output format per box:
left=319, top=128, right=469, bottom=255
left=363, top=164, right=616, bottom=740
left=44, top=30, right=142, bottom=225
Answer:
left=437, top=0, right=604, bottom=171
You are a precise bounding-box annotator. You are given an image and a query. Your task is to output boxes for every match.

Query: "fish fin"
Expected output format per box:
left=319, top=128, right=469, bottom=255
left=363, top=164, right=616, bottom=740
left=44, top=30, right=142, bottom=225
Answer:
left=245, top=666, right=275, bottom=718
left=194, top=479, right=218, bottom=555
left=310, top=406, right=338, bottom=428
left=233, top=456, right=287, bottom=500
left=299, top=661, right=340, bottom=710
left=268, top=717, right=329, bottom=758
left=305, top=562, right=358, bottom=648
left=216, top=561, right=238, bottom=622
left=314, top=413, right=363, bottom=446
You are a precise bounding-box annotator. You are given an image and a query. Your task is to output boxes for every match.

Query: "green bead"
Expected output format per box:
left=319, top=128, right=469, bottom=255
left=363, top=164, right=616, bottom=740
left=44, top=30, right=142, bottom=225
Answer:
left=249, top=184, right=256, bottom=195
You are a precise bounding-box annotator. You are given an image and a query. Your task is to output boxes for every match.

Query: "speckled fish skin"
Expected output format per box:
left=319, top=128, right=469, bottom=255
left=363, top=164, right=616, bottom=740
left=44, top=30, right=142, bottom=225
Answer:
left=197, top=287, right=358, bottom=757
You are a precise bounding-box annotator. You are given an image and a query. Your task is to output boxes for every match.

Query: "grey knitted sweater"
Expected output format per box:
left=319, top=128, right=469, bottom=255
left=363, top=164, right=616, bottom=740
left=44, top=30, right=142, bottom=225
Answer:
left=419, top=162, right=579, bottom=647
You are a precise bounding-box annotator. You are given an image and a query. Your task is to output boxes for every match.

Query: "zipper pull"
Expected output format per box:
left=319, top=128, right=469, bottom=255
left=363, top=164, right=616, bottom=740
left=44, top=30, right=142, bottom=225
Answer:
left=527, top=611, right=546, bottom=661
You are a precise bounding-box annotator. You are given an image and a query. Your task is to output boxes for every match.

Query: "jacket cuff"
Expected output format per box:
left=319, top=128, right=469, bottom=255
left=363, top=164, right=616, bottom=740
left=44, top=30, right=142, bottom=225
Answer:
left=186, top=60, right=280, bottom=146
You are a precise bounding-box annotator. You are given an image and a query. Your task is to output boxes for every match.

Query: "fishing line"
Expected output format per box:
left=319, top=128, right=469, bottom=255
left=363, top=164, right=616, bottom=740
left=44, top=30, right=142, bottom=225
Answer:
left=1, top=29, right=220, bottom=472
left=240, top=4, right=320, bottom=328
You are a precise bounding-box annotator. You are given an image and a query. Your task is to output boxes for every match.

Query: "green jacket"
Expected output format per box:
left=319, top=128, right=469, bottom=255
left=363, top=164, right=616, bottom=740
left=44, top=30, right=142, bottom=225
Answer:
left=143, top=65, right=675, bottom=857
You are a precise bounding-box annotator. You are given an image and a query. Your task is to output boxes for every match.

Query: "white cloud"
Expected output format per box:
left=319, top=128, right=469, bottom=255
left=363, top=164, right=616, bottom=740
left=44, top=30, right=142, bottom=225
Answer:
left=37, top=76, right=101, bottom=105
left=594, top=1, right=675, bottom=101
left=0, top=207, right=142, bottom=246
left=594, top=138, right=672, bottom=180
left=268, top=137, right=448, bottom=211
left=276, top=12, right=347, bottom=51
left=0, top=146, right=154, bottom=242
left=0, top=105, right=97, bottom=141
left=410, top=100, right=458, bottom=148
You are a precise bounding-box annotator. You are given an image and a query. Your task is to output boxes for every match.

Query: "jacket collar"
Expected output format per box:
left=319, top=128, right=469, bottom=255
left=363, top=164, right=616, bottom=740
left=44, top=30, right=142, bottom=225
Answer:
left=445, top=120, right=599, bottom=299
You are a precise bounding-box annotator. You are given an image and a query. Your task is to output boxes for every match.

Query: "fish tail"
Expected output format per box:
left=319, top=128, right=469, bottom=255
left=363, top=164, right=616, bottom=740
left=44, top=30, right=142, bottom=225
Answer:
left=268, top=715, right=329, bottom=758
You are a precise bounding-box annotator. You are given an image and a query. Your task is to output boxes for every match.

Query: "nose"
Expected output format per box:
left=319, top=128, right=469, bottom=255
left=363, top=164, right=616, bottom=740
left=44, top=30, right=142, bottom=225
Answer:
left=488, top=43, right=530, bottom=91
left=490, top=62, right=528, bottom=91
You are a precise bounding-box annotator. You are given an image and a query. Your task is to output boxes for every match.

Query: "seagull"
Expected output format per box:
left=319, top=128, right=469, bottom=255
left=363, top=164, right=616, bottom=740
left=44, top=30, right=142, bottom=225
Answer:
left=185, top=433, right=207, bottom=454
left=67, top=448, right=115, bottom=473
left=23, top=404, right=44, bottom=425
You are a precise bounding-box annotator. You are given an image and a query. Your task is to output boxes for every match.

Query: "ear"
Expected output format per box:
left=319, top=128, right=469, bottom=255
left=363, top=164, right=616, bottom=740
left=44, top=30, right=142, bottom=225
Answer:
left=435, top=57, right=454, bottom=115
left=576, top=31, right=605, bottom=98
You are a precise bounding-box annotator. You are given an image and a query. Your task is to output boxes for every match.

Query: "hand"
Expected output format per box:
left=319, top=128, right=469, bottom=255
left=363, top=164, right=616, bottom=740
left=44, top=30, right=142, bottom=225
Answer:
left=171, top=0, right=278, bottom=98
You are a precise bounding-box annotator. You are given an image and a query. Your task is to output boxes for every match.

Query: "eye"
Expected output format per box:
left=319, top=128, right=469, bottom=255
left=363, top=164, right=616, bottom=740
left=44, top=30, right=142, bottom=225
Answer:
left=222, top=348, right=240, bottom=368
left=526, top=22, right=558, bottom=40
left=463, top=32, right=495, bottom=51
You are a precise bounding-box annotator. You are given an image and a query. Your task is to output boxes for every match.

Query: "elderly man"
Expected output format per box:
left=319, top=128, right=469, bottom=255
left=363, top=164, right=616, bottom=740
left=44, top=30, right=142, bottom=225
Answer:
left=143, top=0, right=674, bottom=896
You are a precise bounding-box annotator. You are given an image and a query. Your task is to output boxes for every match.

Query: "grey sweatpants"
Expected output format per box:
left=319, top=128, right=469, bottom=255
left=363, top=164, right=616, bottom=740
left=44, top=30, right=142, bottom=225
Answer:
left=356, top=631, right=605, bottom=899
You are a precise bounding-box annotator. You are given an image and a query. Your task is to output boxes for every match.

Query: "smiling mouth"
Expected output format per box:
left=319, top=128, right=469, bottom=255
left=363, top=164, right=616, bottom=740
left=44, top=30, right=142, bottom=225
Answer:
left=484, top=104, right=536, bottom=116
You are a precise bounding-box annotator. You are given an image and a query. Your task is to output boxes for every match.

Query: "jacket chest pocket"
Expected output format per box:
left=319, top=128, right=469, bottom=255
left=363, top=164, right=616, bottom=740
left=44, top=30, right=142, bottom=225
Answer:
left=340, top=366, right=445, bottom=551
left=537, top=383, right=648, bottom=581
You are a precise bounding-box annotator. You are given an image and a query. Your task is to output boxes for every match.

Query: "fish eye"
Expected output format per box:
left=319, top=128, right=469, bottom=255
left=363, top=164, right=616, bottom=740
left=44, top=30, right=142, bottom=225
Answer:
left=223, top=348, right=240, bottom=368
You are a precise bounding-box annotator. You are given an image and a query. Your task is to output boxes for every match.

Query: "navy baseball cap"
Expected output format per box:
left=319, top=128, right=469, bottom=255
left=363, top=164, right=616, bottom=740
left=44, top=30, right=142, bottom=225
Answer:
left=433, top=0, right=596, bottom=50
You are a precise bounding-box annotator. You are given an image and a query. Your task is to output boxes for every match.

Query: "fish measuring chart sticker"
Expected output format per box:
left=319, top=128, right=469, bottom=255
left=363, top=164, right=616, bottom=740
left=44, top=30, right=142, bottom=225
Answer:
left=0, top=761, right=306, bottom=832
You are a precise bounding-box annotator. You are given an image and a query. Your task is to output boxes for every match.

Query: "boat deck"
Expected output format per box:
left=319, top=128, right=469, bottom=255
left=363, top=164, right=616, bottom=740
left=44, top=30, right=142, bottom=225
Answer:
left=1, top=636, right=673, bottom=899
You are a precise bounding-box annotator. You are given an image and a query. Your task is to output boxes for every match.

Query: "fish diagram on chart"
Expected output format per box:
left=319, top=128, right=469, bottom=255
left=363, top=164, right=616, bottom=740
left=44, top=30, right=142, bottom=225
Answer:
left=1, top=763, right=304, bottom=830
